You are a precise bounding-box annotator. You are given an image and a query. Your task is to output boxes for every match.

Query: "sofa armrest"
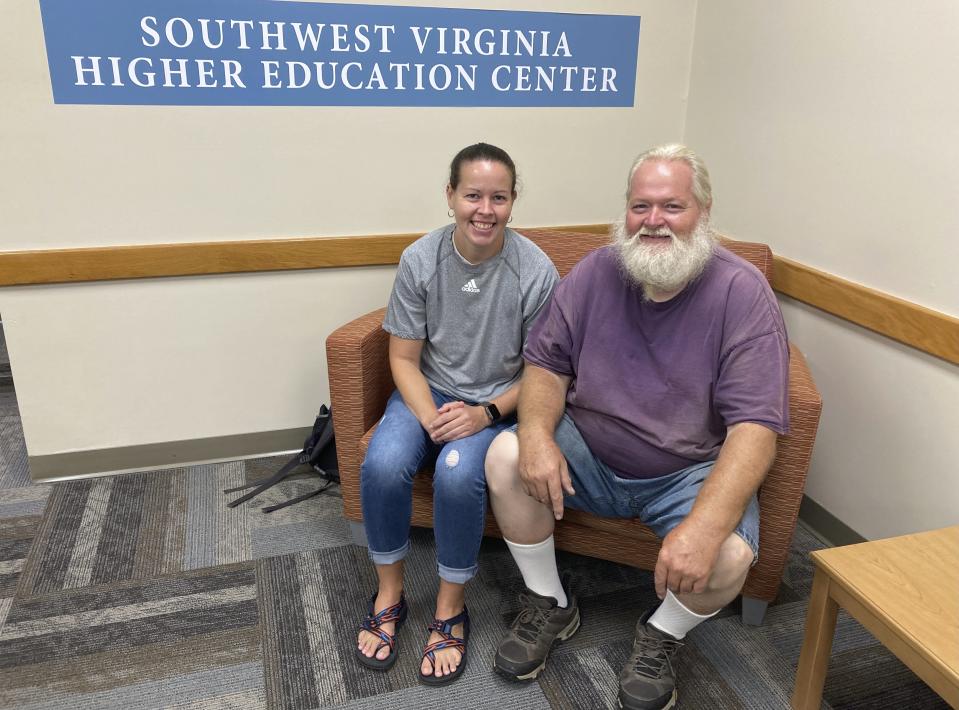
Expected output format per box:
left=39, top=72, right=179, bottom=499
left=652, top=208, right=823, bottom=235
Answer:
left=745, top=342, right=823, bottom=600
left=326, top=306, right=393, bottom=520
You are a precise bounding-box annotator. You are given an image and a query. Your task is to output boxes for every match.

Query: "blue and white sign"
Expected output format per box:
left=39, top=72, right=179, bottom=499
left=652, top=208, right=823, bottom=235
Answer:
left=39, top=0, right=641, bottom=107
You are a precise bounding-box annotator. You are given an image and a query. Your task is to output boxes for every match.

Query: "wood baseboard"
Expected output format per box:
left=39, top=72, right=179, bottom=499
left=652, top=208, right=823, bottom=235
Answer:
left=28, top=427, right=311, bottom=482
left=798, top=495, right=867, bottom=546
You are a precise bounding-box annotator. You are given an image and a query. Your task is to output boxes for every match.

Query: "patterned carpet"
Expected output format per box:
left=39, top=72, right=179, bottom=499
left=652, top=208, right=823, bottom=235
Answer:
left=0, top=372, right=949, bottom=708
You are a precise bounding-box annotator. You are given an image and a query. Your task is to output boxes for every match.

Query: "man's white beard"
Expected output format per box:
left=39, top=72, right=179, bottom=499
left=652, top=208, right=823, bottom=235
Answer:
left=612, top=214, right=717, bottom=296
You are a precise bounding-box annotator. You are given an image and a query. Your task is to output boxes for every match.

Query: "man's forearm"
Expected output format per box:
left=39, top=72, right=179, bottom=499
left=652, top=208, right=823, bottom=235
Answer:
left=686, top=422, right=778, bottom=537
left=517, top=364, right=571, bottom=439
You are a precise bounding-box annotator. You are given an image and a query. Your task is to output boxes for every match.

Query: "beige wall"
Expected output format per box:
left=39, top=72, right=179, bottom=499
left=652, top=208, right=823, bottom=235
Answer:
left=1, top=1, right=697, bottom=457
left=684, top=1, right=959, bottom=538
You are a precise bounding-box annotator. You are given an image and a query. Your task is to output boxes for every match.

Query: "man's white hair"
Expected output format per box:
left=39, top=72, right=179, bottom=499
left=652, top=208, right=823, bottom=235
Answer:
left=626, top=143, right=713, bottom=209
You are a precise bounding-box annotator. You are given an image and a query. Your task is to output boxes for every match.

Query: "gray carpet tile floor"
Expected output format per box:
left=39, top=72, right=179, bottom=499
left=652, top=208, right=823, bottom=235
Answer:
left=0, top=322, right=10, bottom=388
left=0, top=348, right=949, bottom=708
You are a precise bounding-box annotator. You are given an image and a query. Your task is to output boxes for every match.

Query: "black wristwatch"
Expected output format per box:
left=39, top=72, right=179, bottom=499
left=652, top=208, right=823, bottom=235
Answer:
left=480, top=402, right=501, bottom=423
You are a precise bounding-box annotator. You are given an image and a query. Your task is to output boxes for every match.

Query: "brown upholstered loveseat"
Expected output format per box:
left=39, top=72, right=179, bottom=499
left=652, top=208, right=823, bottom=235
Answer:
left=326, top=229, right=822, bottom=624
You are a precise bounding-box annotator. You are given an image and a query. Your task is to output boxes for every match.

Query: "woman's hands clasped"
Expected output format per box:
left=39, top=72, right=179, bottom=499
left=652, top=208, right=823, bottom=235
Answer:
left=427, top=401, right=489, bottom=443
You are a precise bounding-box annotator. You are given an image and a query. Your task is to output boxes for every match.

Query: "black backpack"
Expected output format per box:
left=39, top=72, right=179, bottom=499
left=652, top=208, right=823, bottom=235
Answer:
left=224, top=405, right=339, bottom=512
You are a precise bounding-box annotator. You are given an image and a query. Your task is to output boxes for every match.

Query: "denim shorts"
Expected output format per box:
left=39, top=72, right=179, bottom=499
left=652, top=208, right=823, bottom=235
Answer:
left=516, top=412, right=759, bottom=560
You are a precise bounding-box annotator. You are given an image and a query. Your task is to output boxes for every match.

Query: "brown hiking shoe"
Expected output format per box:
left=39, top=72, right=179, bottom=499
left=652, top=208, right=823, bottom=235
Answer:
left=618, top=608, right=684, bottom=710
left=493, top=584, right=580, bottom=681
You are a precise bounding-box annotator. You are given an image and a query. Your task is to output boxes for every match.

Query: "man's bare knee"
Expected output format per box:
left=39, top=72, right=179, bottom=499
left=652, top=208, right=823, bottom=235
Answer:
left=485, top=431, right=520, bottom=497
left=710, top=533, right=754, bottom=591
left=727, top=533, right=755, bottom=572
left=679, top=533, right=755, bottom=614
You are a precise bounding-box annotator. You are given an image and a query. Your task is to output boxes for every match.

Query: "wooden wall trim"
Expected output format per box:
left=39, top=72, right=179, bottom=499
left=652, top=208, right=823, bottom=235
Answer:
left=1, top=225, right=956, bottom=365
left=0, top=234, right=418, bottom=286
left=772, top=255, right=959, bottom=366
left=0, top=224, right=612, bottom=287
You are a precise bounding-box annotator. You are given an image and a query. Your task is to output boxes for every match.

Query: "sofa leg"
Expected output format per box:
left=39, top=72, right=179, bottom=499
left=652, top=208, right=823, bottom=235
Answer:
left=741, top=596, right=768, bottom=625
left=349, top=520, right=368, bottom=547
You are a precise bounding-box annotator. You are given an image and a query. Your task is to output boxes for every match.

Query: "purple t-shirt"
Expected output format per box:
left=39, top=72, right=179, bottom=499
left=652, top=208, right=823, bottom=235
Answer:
left=524, top=245, right=790, bottom=479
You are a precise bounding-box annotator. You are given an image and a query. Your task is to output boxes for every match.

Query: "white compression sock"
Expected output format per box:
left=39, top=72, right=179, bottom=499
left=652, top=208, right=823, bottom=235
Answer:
left=504, top=536, right=568, bottom=608
left=648, top=590, right=718, bottom=639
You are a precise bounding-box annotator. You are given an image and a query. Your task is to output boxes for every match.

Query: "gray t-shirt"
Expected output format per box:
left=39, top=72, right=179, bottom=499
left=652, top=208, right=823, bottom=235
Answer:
left=384, top=225, right=559, bottom=403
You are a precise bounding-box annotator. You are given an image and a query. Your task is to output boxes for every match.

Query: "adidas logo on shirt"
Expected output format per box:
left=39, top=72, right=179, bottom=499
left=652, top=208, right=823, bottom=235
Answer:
left=461, top=279, right=480, bottom=293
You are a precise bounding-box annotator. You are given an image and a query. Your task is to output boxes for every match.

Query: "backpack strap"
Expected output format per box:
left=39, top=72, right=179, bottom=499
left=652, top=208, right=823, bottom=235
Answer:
left=225, top=451, right=305, bottom=508
left=260, top=478, right=336, bottom=513
left=224, top=406, right=337, bottom=510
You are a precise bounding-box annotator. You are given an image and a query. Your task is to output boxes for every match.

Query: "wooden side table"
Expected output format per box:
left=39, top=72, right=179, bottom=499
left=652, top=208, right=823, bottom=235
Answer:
left=791, top=525, right=959, bottom=709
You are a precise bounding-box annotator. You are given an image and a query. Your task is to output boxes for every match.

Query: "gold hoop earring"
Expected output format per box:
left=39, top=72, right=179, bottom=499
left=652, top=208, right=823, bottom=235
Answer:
left=448, top=209, right=455, bottom=218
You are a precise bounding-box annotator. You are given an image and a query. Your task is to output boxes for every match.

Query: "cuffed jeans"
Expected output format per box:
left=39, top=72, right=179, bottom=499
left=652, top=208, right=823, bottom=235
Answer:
left=360, top=388, right=515, bottom=584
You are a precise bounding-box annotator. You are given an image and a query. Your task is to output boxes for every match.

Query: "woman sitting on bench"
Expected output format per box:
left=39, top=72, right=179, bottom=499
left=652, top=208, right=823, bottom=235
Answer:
left=355, top=142, right=558, bottom=685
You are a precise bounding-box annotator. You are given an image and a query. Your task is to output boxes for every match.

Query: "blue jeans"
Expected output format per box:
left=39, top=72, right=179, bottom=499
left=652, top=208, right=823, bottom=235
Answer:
left=518, top=413, right=761, bottom=560
left=361, top=388, right=515, bottom=584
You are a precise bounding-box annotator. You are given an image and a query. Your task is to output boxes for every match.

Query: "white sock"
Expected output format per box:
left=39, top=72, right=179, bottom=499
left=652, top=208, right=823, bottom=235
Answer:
left=648, top=590, right=717, bottom=639
left=504, top=536, right=568, bottom=608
